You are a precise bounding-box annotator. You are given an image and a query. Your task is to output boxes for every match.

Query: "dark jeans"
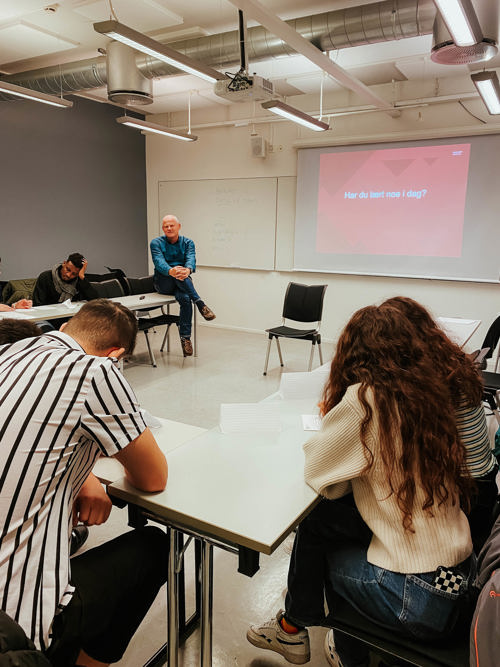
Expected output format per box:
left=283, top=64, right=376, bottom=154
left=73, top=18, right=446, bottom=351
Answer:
left=154, top=273, right=200, bottom=338
left=285, top=497, right=475, bottom=667
left=45, top=527, right=168, bottom=667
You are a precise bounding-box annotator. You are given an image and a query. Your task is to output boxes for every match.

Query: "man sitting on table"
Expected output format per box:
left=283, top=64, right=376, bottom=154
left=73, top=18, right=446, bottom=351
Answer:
left=150, top=214, right=215, bottom=357
left=0, top=299, right=168, bottom=667
left=32, top=252, right=98, bottom=306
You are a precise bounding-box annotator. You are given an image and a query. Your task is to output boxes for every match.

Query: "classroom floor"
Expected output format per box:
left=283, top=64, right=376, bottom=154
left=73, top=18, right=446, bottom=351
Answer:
left=82, top=325, right=336, bottom=667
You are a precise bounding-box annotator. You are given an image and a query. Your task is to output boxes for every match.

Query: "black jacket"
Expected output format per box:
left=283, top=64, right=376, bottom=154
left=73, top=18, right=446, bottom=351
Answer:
left=32, top=269, right=98, bottom=307
left=0, top=610, right=51, bottom=666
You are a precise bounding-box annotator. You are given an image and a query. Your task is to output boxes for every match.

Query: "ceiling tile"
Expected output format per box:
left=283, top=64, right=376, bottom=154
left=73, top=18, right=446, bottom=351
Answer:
left=72, top=0, right=183, bottom=31
left=0, top=20, right=79, bottom=64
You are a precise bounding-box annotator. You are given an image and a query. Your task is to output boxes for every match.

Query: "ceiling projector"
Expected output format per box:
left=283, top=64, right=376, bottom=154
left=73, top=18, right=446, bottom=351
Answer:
left=214, top=73, right=275, bottom=102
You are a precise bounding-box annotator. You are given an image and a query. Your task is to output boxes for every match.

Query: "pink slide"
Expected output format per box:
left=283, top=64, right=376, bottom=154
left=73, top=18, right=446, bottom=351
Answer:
left=316, top=144, right=470, bottom=257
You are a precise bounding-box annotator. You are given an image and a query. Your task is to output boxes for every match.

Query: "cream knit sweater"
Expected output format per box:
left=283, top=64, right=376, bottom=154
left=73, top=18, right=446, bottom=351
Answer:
left=304, top=384, right=472, bottom=574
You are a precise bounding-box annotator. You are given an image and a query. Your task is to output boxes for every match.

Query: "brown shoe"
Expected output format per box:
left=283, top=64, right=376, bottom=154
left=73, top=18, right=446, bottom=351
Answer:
left=199, top=304, right=215, bottom=321
left=180, top=337, right=193, bottom=357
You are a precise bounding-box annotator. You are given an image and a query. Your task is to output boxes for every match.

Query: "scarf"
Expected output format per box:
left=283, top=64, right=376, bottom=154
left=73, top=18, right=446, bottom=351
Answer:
left=51, top=264, right=78, bottom=303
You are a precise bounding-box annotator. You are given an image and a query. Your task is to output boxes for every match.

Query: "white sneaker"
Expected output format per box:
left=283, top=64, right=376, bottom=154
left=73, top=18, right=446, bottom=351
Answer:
left=247, top=610, right=310, bottom=664
left=324, top=629, right=343, bottom=667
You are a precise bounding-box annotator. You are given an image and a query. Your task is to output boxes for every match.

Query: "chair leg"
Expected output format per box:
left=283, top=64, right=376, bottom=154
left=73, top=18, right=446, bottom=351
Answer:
left=318, top=341, right=323, bottom=366
left=308, top=342, right=315, bottom=372
left=143, top=330, right=157, bottom=368
left=160, top=324, right=170, bottom=353
left=275, top=338, right=284, bottom=367
left=263, top=338, right=272, bottom=376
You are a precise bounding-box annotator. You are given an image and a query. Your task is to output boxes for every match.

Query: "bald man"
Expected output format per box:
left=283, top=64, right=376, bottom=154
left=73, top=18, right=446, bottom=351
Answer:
left=150, top=214, right=215, bottom=357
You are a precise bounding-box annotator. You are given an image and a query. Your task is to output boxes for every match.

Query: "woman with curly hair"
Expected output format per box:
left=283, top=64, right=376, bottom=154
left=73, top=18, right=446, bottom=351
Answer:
left=247, top=302, right=476, bottom=667
left=385, top=296, right=498, bottom=553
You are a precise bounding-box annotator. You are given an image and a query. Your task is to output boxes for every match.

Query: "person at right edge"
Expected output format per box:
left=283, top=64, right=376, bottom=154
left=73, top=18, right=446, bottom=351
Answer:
left=247, top=301, right=476, bottom=666
left=150, top=214, right=216, bottom=357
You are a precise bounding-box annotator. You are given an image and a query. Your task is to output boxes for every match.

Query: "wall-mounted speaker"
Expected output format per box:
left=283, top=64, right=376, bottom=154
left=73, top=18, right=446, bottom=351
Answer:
left=250, top=133, right=267, bottom=158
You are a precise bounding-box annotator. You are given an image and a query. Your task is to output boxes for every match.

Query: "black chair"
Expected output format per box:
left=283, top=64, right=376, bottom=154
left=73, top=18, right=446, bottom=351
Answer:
left=326, top=597, right=469, bottom=667
left=263, top=282, right=327, bottom=376
left=125, top=276, right=179, bottom=368
left=480, top=316, right=500, bottom=371
left=125, top=276, right=155, bottom=295
left=89, top=278, right=125, bottom=299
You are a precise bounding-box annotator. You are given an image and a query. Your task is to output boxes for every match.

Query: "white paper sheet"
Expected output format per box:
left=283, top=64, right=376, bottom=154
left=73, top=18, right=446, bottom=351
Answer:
left=301, top=414, right=322, bottom=431
left=278, top=369, right=329, bottom=401
left=219, top=402, right=281, bottom=434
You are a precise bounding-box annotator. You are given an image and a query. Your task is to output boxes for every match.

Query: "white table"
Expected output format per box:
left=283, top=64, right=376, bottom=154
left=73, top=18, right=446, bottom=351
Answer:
left=93, top=416, right=206, bottom=485
left=0, top=293, right=198, bottom=359
left=0, top=302, right=84, bottom=322
left=437, top=316, right=481, bottom=348
left=106, top=399, right=320, bottom=667
left=0, top=294, right=176, bottom=323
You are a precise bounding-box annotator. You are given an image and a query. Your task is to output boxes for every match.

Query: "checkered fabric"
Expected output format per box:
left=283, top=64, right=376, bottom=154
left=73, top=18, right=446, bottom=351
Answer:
left=433, top=566, right=464, bottom=593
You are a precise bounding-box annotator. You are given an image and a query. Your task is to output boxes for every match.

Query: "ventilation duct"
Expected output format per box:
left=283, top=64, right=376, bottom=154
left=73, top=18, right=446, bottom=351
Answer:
left=431, top=11, right=497, bottom=64
left=106, top=41, right=153, bottom=105
left=2, top=0, right=436, bottom=101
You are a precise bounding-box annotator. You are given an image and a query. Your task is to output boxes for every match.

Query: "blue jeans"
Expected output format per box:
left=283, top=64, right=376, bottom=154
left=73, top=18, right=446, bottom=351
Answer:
left=285, top=497, right=475, bottom=667
left=153, top=273, right=201, bottom=338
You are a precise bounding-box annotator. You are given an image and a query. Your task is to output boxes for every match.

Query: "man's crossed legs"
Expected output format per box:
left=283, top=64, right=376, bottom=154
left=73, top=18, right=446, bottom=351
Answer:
left=154, top=275, right=215, bottom=356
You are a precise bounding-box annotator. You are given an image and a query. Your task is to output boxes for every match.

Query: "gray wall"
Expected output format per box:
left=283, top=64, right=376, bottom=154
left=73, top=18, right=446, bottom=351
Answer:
left=0, top=95, right=148, bottom=281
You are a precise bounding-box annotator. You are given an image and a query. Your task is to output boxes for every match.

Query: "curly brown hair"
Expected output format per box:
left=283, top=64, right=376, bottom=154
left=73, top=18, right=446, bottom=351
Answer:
left=322, top=302, right=471, bottom=531
left=384, top=296, right=482, bottom=404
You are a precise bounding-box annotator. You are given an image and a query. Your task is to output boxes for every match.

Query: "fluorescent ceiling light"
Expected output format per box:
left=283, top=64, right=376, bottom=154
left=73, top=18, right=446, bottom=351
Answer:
left=116, top=116, right=198, bottom=141
left=0, top=80, right=73, bottom=108
left=94, top=20, right=225, bottom=84
left=471, top=71, right=500, bottom=114
left=432, top=0, right=484, bottom=47
left=261, top=100, right=329, bottom=131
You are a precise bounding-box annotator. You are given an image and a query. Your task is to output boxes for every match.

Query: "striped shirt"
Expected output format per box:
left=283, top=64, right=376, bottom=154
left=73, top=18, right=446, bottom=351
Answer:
left=455, top=397, right=497, bottom=478
left=0, top=331, right=146, bottom=650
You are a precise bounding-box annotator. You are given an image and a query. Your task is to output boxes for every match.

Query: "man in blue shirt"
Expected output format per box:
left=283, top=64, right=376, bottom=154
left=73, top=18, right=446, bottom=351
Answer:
left=150, top=214, right=215, bottom=356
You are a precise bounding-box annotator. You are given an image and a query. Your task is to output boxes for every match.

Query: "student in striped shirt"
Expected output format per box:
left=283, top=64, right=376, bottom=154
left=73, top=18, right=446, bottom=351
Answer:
left=385, top=296, right=498, bottom=553
left=0, top=299, right=168, bottom=667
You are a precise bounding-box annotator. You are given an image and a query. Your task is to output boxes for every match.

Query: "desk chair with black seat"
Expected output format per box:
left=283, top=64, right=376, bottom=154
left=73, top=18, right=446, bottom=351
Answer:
left=325, top=596, right=470, bottom=667
left=480, top=315, right=500, bottom=371
left=125, top=276, right=179, bottom=368
left=263, top=282, right=327, bottom=376
left=325, top=465, right=500, bottom=667
left=88, top=278, right=124, bottom=300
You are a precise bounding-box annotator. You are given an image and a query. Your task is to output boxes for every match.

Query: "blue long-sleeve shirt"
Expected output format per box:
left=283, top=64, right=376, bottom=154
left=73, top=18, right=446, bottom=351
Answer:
left=150, top=235, right=197, bottom=277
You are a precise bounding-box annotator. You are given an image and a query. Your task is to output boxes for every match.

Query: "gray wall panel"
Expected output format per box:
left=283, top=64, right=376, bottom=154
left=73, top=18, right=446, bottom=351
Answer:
left=0, top=96, right=147, bottom=281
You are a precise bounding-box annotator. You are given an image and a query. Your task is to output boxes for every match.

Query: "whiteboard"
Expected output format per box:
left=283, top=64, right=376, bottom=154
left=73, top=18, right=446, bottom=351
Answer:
left=158, top=178, right=278, bottom=270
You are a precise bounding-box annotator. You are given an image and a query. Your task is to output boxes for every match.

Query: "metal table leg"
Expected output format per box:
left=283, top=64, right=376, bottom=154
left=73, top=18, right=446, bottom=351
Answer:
left=193, top=307, right=198, bottom=357
left=200, top=540, right=213, bottom=667
left=168, top=527, right=179, bottom=667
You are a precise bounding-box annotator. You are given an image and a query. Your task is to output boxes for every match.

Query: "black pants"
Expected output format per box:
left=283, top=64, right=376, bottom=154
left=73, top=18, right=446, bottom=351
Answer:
left=45, top=527, right=168, bottom=667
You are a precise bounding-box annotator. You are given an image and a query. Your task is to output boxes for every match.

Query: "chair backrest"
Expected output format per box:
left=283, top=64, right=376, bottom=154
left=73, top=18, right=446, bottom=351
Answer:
left=282, top=283, right=327, bottom=324
left=89, top=279, right=124, bottom=299
left=125, top=276, right=155, bottom=295
left=86, top=269, right=129, bottom=294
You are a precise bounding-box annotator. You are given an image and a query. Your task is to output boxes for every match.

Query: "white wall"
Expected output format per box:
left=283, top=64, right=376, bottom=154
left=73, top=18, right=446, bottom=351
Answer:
left=145, top=79, right=500, bottom=351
